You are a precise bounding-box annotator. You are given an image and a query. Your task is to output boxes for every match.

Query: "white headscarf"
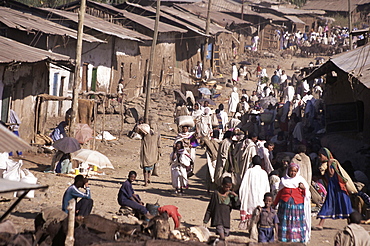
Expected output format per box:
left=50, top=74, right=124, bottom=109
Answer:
left=279, top=163, right=311, bottom=243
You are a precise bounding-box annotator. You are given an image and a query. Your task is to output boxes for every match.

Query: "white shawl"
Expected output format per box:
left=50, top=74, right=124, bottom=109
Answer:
left=279, top=172, right=311, bottom=243
left=239, top=165, right=270, bottom=215
left=228, top=87, right=239, bottom=113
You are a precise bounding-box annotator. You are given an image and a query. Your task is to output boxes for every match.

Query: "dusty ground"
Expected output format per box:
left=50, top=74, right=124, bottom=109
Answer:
left=2, top=55, right=370, bottom=245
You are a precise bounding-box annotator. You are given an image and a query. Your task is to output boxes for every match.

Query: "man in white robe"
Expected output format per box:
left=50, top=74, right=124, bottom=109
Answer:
left=228, top=87, right=239, bottom=115
left=232, top=63, right=238, bottom=82
left=239, top=155, right=270, bottom=228
left=285, top=82, right=295, bottom=103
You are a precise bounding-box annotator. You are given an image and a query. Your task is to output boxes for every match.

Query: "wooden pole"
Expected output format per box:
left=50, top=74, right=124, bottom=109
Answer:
left=34, top=97, right=39, bottom=143
left=119, top=98, right=124, bottom=139
left=348, top=0, right=353, bottom=50
left=101, top=97, right=105, bottom=142
left=92, top=101, right=97, bottom=150
left=241, top=0, right=244, bottom=20
left=144, top=0, right=161, bottom=123
left=70, top=0, right=86, bottom=136
left=65, top=199, right=76, bottom=246
left=201, top=0, right=212, bottom=79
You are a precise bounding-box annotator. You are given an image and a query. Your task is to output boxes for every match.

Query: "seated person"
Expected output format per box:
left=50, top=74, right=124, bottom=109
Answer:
left=50, top=121, right=68, bottom=142
left=62, top=175, right=93, bottom=217
left=335, top=211, right=370, bottom=246
left=55, top=153, right=72, bottom=174
left=118, top=171, right=153, bottom=219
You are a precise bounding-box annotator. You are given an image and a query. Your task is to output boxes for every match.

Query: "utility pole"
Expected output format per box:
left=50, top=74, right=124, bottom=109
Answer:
left=241, top=0, right=244, bottom=20
left=201, top=0, right=212, bottom=79
left=70, top=0, right=86, bottom=135
left=348, top=0, right=353, bottom=50
left=143, top=0, right=161, bottom=123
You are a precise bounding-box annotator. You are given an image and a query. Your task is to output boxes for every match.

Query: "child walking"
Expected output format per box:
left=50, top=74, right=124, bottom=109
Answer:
left=170, top=141, right=192, bottom=195
left=256, top=192, right=279, bottom=243
left=203, top=177, right=240, bottom=242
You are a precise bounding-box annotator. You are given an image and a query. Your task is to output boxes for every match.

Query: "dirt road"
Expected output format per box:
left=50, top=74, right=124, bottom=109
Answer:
left=2, top=55, right=369, bottom=245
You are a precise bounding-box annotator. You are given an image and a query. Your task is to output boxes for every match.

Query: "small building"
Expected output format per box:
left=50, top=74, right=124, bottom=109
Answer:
left=305, top=44, right=370, bottom=142
left=36, top=8, right=151, bottom=98
left=195, top=0, right=290, bottom=51
left=58, top=0, right=188, bottom=93
left=251, top=4, right=325, bottom=33
left=173, top=3, right=255, bottom=68
left=0, top=6, right=110, bottom=97
left=0, top=35, right=72, bottom=142
left=302, top=0, right=370, bottom=28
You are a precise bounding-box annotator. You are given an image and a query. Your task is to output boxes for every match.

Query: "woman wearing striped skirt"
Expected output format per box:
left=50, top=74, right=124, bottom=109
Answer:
left=273, top=163, right=311, bottom=243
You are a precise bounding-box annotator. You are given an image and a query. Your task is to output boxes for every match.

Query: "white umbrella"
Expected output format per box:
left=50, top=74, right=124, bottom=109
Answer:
left=71, top=149, right=114, bottom=169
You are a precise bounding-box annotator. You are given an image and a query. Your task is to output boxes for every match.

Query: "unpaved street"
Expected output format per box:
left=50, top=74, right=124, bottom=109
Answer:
left=2, top=56, right=369, bottom=245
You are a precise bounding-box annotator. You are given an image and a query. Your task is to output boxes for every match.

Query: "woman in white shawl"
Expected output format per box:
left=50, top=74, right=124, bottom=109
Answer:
left=228, top=87, right=239, bottom=115
left=191, top=102, right=203, bottom=120
left=170, top=141, right=192, bottom=195
left=175, top=125, right=196, bottom=161
left=273, top=163, right=311, bottom=243
left=232, top=63, right=238, bottom=82
left=196, top=108, right=212, bottom=138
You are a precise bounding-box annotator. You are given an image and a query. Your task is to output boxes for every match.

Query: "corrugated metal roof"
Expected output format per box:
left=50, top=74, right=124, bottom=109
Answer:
left=82, top=1, right=187, bottom=33
left=0, top=36, right=70, bottom=64
left=174, top=4, right=252, bottom=27
left=147, top=0, right=201, bottom=2
left=305, top=44, right=370, bottom=88
left=41, top=8, right=151, bottom=41
left=351, top=28, right=370, bottom=35
left=331, top=44, right=370, bottom=88
left=252, top=4, right=325, bottom=15
left=121, top=9, right=187, bottom=33
left=160, top=6, right=231, bottom=34
left=0, top=179, right=48, bottom=194
left=302, top=0, right=370, bottom=12
left=0, top=123, right=33, bottom=153
left=195, top=0, right=287, bottom=21
left=123, top=2, right=209, bottom=36
left=0, top=7, right=104, bottom=43
left=285, top=15, right=306, bottom=24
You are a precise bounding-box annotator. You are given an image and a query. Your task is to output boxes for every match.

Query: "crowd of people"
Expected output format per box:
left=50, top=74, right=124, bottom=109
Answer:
left=276, top=25, right=367, bottom=51
left=59, top=61, right=370, bottom=245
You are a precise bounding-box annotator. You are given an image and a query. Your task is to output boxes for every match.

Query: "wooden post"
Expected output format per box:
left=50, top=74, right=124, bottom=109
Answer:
left=144, top=0, right=161, bottom=123
left=65, top=199, right=76, bottom=246
left=348, top=0, right=353, bottom=50
left=201, top=0, right=212, bottom=79
left=33, top=97, right=39, bottom=143
left=119, top=98, right=124, bottom=139
left=92, top=101, right=97, bottom=150
left=70, top=0, right=87, bottom=136
left=241, top=0, right=244, bottom=20
left=101, top=97, right=105, bottom=142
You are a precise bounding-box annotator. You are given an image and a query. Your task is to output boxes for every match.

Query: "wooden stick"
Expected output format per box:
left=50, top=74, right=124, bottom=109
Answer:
left=102, top=97, right=105, bottom=142
left=34, top=97, right=39, bottom=144
left=65, top=199, right=76, bottom=246
left=92, top=101, right=97, bottom=151
left=119, top=98, right=124, bottom=139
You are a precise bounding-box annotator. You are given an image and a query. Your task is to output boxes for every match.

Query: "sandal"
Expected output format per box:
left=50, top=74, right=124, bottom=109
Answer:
left=313, top=226, right=323, bottom=230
